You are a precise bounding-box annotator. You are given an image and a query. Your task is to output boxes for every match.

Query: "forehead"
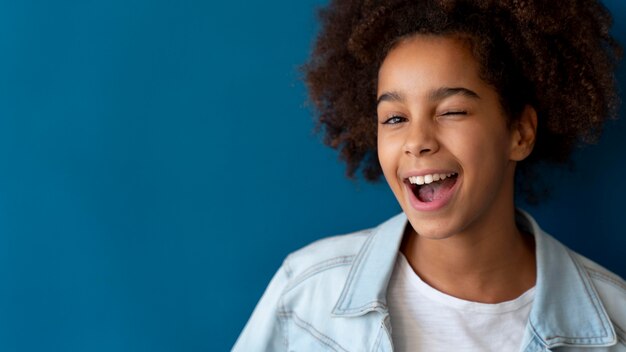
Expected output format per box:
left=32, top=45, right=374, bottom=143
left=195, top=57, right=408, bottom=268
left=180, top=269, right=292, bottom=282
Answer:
left=377, top=34, right=483, bottom=95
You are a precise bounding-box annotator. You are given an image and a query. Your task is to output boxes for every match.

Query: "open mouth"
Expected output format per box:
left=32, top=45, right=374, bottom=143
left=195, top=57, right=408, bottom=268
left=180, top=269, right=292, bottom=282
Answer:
left=406, top=173, right=459, bottom=203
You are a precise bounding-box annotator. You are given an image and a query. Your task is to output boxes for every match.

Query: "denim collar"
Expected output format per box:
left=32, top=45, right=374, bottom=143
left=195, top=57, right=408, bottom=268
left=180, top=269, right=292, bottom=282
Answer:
left=331, top=210, right=616, bottom=348
left=331, top=212, right=407, bottom=317
left=516, top=209, right=616, bottom=348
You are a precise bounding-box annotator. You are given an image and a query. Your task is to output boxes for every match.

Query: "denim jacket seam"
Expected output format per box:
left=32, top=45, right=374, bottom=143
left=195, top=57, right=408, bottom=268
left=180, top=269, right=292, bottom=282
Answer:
left=529, top=304, right=611, bottom=346
left=333, top=300, right=388, bottom=315
left=528, top=320, right=550, bottom=348
left=585, top=268, right=626, bottom=292
left=279, top=310, right=349, bottom=352
left=377, top=314, right=393, bottom=352
left=567, top=249, right=613, bottom=339
left=370, top=320, right=384, bottom=352
left=271, top=293, right=287, bottom=350
left=613, top=323, right=626, bottom=345
left=519, top=334, right=540, bottom=352
left=283, top=255, right=294, bottom=279
left=333, top=232, right=377, bottom=313
left=283, top=256, right=355, bottom=294
left=521, top=330, right=548, bottom=352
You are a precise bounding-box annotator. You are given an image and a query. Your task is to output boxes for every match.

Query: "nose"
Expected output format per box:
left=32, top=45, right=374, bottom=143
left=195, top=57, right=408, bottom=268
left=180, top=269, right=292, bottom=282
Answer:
left=403, top=122, right=439, bottom=157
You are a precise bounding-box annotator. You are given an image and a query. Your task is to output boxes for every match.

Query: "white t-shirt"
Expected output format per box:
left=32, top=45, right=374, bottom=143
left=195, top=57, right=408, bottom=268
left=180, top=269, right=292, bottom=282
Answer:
left=387, top=252, right=535, bottom=352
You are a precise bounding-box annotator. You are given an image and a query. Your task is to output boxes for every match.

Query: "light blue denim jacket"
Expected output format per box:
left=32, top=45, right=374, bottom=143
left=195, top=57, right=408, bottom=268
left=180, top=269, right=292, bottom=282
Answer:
left=233, top=211, right=626, bottom=351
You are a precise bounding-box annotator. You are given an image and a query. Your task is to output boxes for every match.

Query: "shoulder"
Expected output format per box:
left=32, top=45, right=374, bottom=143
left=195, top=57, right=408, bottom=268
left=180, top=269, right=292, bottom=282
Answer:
left=232, top=227, right=376, bottom=351
left=570, top=251, right=626, bottom=344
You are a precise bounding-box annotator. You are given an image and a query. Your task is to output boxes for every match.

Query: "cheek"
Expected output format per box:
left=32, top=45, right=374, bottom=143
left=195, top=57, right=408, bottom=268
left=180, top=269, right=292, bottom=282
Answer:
left=456, top=121, right=511, bottom=157
left=455, top=125, right=512, bottom=183
left=377, top=132, right=401, bottom=180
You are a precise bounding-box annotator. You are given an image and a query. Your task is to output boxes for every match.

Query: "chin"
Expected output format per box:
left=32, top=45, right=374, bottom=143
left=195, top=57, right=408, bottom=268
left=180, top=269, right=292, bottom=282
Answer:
left=404, top=213, right=461, bottom=240
left=412, top=227, right=457, bottom=240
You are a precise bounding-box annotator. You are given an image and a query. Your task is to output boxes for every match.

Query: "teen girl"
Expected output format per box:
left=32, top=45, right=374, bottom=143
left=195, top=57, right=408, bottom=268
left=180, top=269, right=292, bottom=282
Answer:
left=234, top=0, right=625, bottom=351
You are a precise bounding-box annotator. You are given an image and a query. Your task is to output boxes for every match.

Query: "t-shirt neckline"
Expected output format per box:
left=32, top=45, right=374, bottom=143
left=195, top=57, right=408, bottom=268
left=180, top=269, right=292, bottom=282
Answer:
left=395, top=252, right=536, bottom=314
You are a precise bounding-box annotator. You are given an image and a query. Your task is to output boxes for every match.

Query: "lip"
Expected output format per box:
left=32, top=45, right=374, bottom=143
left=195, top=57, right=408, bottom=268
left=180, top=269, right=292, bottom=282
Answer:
left=404, top=173, right=461, bottom=212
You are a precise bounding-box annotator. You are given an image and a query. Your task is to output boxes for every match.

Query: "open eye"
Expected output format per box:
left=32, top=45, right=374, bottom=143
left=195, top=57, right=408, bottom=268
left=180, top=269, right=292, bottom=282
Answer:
left=382, top=115, right=407, bottom=125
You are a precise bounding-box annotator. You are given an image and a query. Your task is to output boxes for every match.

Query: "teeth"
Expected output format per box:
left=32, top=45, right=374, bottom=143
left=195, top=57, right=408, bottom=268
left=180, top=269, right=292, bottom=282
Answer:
left=408, top=173, right=457, bottom=185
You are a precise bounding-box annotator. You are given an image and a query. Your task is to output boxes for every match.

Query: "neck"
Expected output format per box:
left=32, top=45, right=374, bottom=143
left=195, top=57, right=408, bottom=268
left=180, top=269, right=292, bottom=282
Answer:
left=400, top=207, right=536, bottom=304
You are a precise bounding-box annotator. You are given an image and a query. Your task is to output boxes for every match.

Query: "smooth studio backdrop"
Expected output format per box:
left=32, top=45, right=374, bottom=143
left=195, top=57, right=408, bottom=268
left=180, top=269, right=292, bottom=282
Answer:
left=0, top=1, right=624, bottom=351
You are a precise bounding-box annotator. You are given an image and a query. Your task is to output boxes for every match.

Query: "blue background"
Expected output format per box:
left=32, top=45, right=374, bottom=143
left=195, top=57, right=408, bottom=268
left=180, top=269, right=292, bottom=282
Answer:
left=0, top=1, right=623, bottom=351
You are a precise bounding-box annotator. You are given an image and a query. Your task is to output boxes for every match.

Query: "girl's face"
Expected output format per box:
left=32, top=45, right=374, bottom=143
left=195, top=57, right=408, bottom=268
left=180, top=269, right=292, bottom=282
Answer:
left=377, top=34, right=532, bottom=239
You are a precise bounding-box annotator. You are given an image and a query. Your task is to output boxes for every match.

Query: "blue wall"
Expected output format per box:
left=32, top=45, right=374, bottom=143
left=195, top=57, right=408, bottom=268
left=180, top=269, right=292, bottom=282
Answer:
left=0, top=1, right=623, bottom=351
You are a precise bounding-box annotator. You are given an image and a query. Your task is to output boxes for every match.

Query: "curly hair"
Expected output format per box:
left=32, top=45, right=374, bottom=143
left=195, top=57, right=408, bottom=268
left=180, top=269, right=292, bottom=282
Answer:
left=303, top=0, right=622, bottom=202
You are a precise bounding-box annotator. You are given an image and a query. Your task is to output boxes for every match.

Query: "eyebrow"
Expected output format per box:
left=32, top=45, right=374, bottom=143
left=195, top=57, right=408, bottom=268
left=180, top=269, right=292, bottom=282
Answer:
left=377, top=87, right=481, bottom=106
left=376, top=91, right=404, bottom=106
left=430, top=87, right=480, bottom=101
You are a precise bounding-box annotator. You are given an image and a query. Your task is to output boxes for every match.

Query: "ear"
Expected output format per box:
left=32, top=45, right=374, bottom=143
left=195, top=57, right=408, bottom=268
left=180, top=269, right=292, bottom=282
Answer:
left=509, top=105, right=537, bottom=161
